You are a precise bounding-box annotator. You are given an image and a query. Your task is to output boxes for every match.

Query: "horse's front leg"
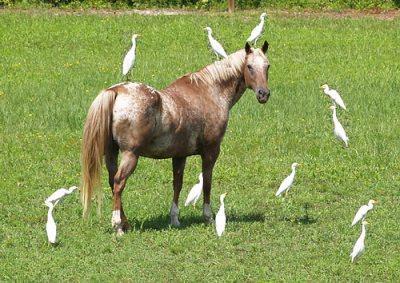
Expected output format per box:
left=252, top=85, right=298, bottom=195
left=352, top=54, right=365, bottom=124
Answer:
left=112, top=150, right=138, bottom=236
left=170, top=157, right=186, bottom=227
left=201, top=145, right=221, bottom=224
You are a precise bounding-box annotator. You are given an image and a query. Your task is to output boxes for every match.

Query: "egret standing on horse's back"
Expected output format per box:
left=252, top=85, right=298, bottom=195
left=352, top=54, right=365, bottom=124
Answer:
left=81, top=42, right=271, bottom=235
left=122, top=34, right=139, bottom=80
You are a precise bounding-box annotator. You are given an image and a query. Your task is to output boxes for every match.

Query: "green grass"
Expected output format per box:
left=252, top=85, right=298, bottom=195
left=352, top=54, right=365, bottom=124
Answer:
left=1, top=10, right=400, bottom=281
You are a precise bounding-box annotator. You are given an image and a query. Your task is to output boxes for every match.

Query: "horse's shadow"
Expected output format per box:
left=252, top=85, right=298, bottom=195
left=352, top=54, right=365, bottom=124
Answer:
left=128, top=211, right=266, bottom=232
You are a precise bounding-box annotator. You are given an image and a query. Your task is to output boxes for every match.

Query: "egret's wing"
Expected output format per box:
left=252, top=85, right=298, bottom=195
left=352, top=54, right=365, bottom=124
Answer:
left=122, top=48, right=135, bottom=75
left=46, top=207, right=57, bottom=243
left=185, top=184, right=201, bottom=206
left=247, top=24, right=262, bottom=42
left=215, top=209, right=226, bottom=236
left=334, top=118, right=348, bottom=143
left=275, top=174, right=293, bottom=196
left=330, top=90, right=346, bottom=110
left=211, top=38, right=228, bottom=58
left=351, top=206, right=367, bottom=226
left=45, top=189, right=67, bottom=203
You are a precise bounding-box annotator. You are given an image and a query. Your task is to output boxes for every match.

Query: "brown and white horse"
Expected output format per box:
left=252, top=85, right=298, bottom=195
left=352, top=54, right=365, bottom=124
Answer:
left=81, top=42, right=271, bottom=235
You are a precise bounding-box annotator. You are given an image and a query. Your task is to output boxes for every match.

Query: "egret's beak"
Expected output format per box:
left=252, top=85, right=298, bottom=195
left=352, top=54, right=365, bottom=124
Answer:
left=320, top=85, right=324, bottom=89
left=373, top=200, right=378, bottom=204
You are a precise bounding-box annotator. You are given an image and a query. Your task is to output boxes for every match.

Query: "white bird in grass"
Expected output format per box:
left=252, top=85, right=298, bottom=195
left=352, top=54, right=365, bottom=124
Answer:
left=350, top=221, right=368, bottom=263
left=185, top=173, right=203, bottom=207
left=215, top=193, right=227, bottom=237
left=45, top=186, right=77, bottom=207
left=275, top=163, right=299, bottom=197
left=46, top=204, right=57, bottom=244
left=321, top=84, right=346, bottom=110
left=122, top=34, right=140, bottom=79
left=329, top=104, right=349, bottom=147
left=247, top=12, right=267, bottom=46
left=351, top=200, right=377, bottom=227
left=204, top=27, right=228, bottom=59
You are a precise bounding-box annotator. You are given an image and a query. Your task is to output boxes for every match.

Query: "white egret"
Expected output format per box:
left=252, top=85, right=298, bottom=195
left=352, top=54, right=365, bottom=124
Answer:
left=46, top=204, right=57, bottom=244
left=247, top=12, right=267, bottom=46
left=329, top=104, right=349, bottom=147
left=215, top=193, right=227, bottom=237
left=351, top=200, right=377, bottom=227
left=321, top=84, right=346, bottom=110
left=185, top=173, right=203, bottom=207
left=275, top=163, right=299, bottom=197
left=122, top=34, right=140, bottom=79
left=204, top=27, right=228, bottom=59
left=350, top=221, right=368, bottom=263
left=45, top=186, right=77, bottom=207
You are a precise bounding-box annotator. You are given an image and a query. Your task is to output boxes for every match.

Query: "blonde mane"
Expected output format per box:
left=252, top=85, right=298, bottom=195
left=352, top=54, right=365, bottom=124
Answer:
left=190, top=49, right=247, bottom=86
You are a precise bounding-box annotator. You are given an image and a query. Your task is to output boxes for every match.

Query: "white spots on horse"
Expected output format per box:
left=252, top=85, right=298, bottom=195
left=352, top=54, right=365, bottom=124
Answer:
left=145, top=85, right=158, bottom=95
left=170, top=201, right=180, bottom=227
left=111, top=210, right=124, bottom=236
left=112, top=84, right=144, bottom=124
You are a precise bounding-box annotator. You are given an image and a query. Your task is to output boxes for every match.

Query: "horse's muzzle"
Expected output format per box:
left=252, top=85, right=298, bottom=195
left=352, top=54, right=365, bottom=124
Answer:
left=256, top=89, right=270, bottom=104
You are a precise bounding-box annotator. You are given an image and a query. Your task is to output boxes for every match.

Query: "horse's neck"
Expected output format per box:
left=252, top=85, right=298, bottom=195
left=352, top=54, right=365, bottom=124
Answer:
left=216, top=73, right=247, bottom=110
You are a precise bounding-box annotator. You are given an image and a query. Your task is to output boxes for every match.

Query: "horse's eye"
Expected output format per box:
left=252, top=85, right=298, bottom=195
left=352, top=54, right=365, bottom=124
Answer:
left=247, top=65, right=253, bottom=70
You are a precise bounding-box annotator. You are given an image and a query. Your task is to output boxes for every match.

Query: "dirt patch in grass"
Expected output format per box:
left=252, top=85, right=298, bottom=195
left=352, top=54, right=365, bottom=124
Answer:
left=1, top=7, right=399, bottom=19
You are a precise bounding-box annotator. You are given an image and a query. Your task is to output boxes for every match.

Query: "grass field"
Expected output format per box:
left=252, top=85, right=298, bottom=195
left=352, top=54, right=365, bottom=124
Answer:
left=1, top=9, right=400, bottom=281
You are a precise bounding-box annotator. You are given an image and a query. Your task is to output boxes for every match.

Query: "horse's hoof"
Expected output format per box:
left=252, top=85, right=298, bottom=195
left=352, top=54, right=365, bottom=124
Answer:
left=170, top=217, right=181, bottom=227
left=116, top=228, right=124, bottom=237
left=203, top=203, right=214, bottom=224
left=204, top=216, right=214, bottom=225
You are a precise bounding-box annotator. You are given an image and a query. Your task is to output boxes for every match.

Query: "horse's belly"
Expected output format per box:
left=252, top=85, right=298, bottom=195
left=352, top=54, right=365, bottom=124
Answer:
left=139, top=132, right=199, bottom=159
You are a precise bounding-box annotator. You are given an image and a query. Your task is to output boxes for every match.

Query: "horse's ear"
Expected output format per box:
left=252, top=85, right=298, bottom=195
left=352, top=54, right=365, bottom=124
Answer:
left=245, top=42, right=252, bottom=54
left=261, top=41, right=269, bottom=54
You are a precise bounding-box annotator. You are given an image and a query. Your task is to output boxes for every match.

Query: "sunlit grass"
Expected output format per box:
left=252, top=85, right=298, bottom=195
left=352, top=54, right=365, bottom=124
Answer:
left=0, top=10, right=399, bottom=281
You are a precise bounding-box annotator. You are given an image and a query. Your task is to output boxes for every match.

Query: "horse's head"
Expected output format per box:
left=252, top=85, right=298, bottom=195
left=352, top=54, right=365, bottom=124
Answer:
left=243, top=41, right=270, bottom=104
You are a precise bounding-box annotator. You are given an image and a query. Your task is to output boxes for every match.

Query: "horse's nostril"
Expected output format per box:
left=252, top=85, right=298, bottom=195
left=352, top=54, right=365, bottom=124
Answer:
left=258, top=89, right=266, bottom=96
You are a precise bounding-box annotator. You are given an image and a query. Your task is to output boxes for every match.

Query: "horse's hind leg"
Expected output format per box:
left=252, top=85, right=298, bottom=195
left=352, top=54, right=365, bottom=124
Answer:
left=106, top=144, right=129, bottom=231
left=105, top=143, right=118, bottom=190
left=170, top=157, right=186, bottom=227
left=111, top=150, right=138, bottom=236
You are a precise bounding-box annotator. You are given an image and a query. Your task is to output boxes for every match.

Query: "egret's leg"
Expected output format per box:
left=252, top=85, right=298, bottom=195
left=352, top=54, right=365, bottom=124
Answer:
left=112, top=150, right=138, bottom=236
left=170, top=157, right=186, bottom=227
left=201, top=144, right=221, bottom=224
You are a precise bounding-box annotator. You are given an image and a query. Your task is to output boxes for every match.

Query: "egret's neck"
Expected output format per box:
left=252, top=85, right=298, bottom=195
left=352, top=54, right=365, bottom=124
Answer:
left=361, top=224, right=366, bottom=238
left=47, top=207, right=53, bottom=220
left=332, top=108, right=337, bottom=120
left=367, top=203, right=374, bottom=210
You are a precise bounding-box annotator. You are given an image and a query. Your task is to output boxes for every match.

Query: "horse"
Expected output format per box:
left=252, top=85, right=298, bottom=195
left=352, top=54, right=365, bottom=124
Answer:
left=81, top=42, right=271, bottom=235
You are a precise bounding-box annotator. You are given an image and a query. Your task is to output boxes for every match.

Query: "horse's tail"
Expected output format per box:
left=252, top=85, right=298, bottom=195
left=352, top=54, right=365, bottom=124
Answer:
left=81, top=89, right=117, bottom=218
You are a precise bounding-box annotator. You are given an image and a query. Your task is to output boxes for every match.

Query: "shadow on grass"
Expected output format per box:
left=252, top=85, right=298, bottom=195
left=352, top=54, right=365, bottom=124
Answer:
left=281, top=203, right=318, bottom=225
left=127, top=212, right=266, bottom=232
